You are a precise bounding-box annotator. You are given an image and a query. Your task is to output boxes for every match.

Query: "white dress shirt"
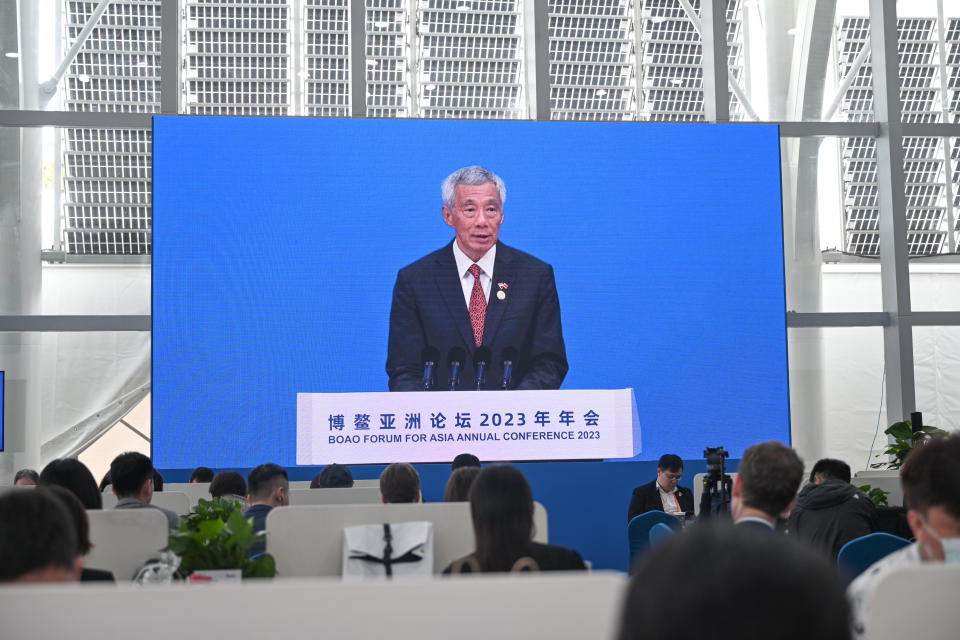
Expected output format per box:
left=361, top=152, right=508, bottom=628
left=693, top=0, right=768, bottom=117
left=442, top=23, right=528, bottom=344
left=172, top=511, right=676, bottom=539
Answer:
left=656, top=481, right=683, bottom=515
left=452, top=241, right=496, bottom=309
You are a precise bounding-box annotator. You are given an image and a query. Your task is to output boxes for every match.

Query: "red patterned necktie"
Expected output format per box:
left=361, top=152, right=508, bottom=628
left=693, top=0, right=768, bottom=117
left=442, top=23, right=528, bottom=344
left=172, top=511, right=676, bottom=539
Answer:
left=468, top=263, right=486, bottom=347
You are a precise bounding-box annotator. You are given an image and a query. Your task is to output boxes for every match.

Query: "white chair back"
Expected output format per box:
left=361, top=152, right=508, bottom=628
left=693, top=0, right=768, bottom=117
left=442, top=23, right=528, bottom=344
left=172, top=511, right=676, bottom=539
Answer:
left=288, top=487, right=382, bottom=506
left=353, top=478, right=379, bottom=488
left=852, top=470, right=903, bottom=507
left=0, top=573, right=625, bottom=640
left=863, top=564, right=960, bottom=640
left=692, top=472, right=738, bottom=516
left=101, top=490, right=118, bottom=508
left=267, top=501, right=549, bottom=577
left=149, top=491, right=191, bottom=515
left=289, top=480, right=313, bottom=489
left=85, top=509, right=169, bottom=581
left=162, top=482, right=213, bottom=507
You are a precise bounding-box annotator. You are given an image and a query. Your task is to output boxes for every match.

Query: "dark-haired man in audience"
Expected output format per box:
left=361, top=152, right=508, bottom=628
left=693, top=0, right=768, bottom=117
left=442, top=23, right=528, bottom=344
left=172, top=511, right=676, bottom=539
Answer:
left=731, top=441, right=804, bottom=531
left=110, top=452, right=180, bottom=529
left=0, top=488, right=80, bottom=583
left=310, top=463, right=353, bottom=488
left=380, top=463, right=421, bottom=504
left=244, top=463, right=289, bottom=557
left=451, top=453, right=481, bottom=471
left=788, top=458, right=877, bottom=560
left=190, top=466, right=214, bottom=483
left=848, top=433, right=960, bottom=639
left=627, top=454, right=694, bottom=522
left=618, top=524, right=850, bottom=640
left=14, top=468, right=40, bottom=486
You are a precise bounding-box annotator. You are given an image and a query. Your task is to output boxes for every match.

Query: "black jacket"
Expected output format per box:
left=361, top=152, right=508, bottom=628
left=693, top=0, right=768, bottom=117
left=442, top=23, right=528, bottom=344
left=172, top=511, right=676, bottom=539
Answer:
left=443, top=541, right=586, bottom=574
left=628, top=479, right=695, bottom=522
left=787, top=480, right=878, bottom=560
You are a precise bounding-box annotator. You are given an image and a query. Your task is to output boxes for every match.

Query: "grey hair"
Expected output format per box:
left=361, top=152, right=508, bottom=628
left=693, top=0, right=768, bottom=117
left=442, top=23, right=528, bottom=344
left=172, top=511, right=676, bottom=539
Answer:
left=442, top=166, right=506, bottom=210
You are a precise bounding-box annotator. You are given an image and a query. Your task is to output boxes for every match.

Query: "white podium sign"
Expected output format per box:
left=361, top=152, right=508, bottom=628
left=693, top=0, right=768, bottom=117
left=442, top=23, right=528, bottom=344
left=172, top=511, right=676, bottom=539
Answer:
left=296, top=389, right=640, bottom=465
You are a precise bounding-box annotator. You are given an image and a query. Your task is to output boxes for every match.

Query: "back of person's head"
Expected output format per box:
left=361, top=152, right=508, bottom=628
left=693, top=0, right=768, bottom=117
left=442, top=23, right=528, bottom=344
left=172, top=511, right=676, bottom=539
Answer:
left=739, top=441, right=804, bottom=518
left=380, top=463, right=420, bottom=503
left=810, top=458, right=852, bottom=484
left=451, top=453, right=481, bottom=471
left=444, top=465, right=481, bottom=502
left=247, top=463, right=289, bottom=505
left=39, top=458, right=103, bottom=510
left=153, top=470, right=164, bottom=492
left=109, top=452, right=154, bottom=500
left=657, top=453, right=683, bottom=472
left=618, top=524, right=850, bottom=640
left=901, top=433, right=960, bottom=519
left=14, top=468, right=40, bottom=486
left=98, top=470, right=112, bottom=492
left=311, top=464, right=353, bottom=488
left=46, top=485, right=93, bottom=557
left=209, top=471, right=247, bottom=498
left=190, top=466, right=215, bottom=483
left=0, top=488, right=79, bottom=583
left=470, top=465, right=534, bottom=572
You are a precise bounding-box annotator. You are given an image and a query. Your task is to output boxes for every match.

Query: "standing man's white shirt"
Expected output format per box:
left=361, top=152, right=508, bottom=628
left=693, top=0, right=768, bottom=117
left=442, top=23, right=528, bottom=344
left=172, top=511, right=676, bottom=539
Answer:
left=847, top=543, right=921, bottom=639
left=452, top=241, right=495, bottom=307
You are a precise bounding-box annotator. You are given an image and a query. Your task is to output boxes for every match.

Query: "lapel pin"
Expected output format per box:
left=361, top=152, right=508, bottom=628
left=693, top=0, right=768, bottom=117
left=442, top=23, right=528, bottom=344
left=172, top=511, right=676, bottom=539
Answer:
left=497, top=282, right=508, bottom=301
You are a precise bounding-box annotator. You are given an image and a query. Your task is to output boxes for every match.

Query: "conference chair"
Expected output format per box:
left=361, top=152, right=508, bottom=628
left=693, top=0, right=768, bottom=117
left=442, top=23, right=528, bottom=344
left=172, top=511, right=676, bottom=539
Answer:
left=648, top=522, right=675, bottom=547
left=85, top=509, right=170, bottom=581
left=149, top=491, right=190, bottom=515
left=837, top=532, right=911, bottom=582
left=0, top=573, right=626, bottom=640
left=860, top=564, right=960, bottom=640
left=627, top=511, right=682, bottom=568
left=287, top=486, right=382, bottom=506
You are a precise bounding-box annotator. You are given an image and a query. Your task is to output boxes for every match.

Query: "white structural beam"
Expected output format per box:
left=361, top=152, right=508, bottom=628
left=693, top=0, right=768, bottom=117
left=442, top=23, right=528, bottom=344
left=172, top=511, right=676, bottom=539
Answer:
left=869, top=0, right=915, bottom=423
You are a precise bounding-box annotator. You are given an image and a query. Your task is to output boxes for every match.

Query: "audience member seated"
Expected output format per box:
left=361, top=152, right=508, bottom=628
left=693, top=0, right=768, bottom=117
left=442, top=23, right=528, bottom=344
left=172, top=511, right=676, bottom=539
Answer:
left=444, top=466, right=481, bottom=502
left=617, top=524, right=850, bottom=640
left=310, top=463, right=354, bottom=488
left=848, top=433, right=960, bottom=639
left=14, top=468, right=39, bottom=486
left=243, top=463, right=289, bottom=557
left=39, top=458, right=103, bottom=510
left=190, top=466, right=214, bottom=483
left=110, top=452, right=179, bottom=529
left=209, top=471, right=247, bottom=501
left=153, top=470, right=164, bottom=491
left=444, top=465, right=586, bottom=573
left=627, top=453, right=693, bottom=522
left=0, top=488, right=80, bottom=583
left=788, top=458, right=878, bottom=560
left=451, top=453, right=481, bottom=471
left=380, top=463, right=421, bottom=504
left=731, top=441, right=804, bottom=531
left=46, top=486, right=114, bottom=582
left=98, top=470, right=111, bottom=493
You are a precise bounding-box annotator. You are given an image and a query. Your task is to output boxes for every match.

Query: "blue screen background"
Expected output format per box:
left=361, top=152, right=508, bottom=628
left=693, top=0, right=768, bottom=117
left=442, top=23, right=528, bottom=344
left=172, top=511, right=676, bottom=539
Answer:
left=152, top=117, right=789, bottom=469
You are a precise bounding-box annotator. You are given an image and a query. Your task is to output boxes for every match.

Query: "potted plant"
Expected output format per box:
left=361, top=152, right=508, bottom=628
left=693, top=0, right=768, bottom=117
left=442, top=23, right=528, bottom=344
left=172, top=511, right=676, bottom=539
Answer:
left=166, top=497, right=275, bottom=581
left=859, top=419, right=946, bottom=506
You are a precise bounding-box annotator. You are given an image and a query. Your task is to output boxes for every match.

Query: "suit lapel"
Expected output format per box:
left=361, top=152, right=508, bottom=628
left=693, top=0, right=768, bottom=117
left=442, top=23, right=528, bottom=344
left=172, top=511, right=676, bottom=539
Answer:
left=435, top=243, right=475, bottom=351
left=482, top=242, right=513, bottom=348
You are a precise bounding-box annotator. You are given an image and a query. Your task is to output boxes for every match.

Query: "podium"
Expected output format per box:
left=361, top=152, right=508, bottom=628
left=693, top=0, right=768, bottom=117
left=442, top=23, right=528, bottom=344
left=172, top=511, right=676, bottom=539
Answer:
left=297, top=389, right=640, bottom=465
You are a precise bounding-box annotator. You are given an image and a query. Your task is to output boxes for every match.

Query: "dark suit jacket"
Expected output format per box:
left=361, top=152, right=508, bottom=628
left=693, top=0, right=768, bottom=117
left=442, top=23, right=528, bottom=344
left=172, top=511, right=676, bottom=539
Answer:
left=387, top=241, right=567, bottom=391
left=628, top=479, right=695, bottom=522
left=442, top=541, right=586, bottom=574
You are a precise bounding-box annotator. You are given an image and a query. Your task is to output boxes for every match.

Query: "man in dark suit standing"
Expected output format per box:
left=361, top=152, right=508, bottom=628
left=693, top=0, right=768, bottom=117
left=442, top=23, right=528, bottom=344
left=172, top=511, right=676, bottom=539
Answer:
left=387, top=166, right=567, bottom=391
left=628, top=454, right=695, bottom=522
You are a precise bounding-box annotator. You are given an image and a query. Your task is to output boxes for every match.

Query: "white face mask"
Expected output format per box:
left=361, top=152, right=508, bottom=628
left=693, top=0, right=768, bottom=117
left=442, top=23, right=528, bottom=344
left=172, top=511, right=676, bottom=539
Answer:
left=921, top=517, right=960, bottom=564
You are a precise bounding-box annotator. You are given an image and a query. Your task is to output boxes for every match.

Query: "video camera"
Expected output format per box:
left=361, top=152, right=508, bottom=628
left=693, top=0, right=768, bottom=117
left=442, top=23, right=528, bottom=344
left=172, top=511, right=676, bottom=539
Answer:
left=702, top=445, right=732, bottom=517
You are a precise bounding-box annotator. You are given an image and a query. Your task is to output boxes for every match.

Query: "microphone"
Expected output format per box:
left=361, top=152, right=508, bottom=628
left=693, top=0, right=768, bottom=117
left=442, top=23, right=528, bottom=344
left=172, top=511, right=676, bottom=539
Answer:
left=447, top=347, right=466, bottom=391
left=473, top=346, right=492, bottom=391
left=500, top=347, right=518, bottom=390
left=421, top=346, right=440, bottom=391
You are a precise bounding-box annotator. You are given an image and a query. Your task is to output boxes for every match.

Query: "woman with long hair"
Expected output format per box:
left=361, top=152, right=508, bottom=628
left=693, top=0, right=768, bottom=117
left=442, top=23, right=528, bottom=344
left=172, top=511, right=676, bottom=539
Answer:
left=445, top=465, right=586, bottom=573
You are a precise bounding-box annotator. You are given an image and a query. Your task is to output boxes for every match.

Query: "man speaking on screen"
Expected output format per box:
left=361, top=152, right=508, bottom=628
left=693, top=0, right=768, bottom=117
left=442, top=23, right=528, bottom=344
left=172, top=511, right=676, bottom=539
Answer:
left=387, top=166, right=568, bottom=391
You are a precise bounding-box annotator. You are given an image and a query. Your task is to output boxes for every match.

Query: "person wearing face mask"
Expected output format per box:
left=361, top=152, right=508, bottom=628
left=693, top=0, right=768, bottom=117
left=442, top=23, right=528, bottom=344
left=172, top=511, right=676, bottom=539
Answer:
left=847, top=433, right=960, bottom=639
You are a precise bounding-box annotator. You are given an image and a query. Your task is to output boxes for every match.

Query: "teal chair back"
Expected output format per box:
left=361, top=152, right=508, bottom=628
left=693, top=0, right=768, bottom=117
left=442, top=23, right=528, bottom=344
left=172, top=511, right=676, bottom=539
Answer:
left=837, top=532, right=911, bottom=583
left=628, top=511, right=682, bottom=570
